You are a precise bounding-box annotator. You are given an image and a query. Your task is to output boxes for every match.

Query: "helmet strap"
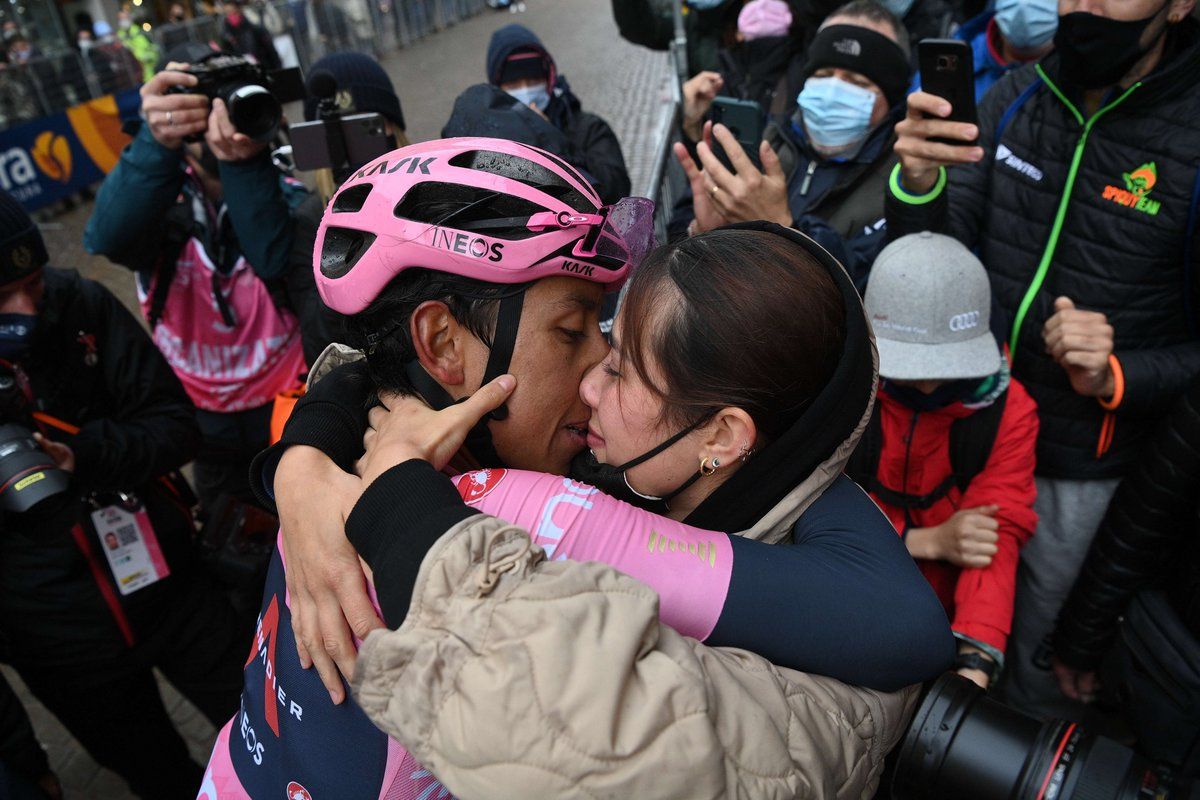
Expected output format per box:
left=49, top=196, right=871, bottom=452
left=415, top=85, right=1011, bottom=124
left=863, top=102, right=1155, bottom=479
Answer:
left=478, top=289, right=525, bottom=421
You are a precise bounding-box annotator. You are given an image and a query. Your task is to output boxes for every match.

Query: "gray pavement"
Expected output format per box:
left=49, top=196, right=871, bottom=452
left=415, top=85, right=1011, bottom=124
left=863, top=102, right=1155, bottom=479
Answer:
left=8, top=2, right=671, bottom=798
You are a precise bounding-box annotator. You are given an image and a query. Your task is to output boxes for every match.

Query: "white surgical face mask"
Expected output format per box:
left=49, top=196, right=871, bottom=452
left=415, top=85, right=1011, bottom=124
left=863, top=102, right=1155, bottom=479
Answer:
left=994, top=0, right=1059, bottom=50
left=798, top=76, right=877, bottom=157
left=507, top=84, right=551, bottom=112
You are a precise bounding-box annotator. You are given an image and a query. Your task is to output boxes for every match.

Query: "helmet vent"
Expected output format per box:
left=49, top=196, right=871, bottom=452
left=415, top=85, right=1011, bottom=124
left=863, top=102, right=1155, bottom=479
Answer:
left=320, top=227, right=377, bottom=279
left=394, top=182, right=545, bottom=240
left=332, top=183, right=373, bottom=213
left=448, top=150, right=593, bottom=212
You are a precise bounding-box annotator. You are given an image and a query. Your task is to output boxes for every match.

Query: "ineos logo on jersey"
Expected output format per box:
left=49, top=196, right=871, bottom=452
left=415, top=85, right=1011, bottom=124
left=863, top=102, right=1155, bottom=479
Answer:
left=948, top=311, right=981, bottom=332
left=430, top=228, right=505, bottom=262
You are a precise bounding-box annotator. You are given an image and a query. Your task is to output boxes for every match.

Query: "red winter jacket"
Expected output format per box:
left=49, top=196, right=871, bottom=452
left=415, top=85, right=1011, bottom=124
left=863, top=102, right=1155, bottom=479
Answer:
left=868, top=379, right=1039, bottom=655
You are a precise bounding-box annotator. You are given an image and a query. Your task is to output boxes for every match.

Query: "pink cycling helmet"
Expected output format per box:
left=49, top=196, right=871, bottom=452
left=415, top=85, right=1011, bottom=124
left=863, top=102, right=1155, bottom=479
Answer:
left=314, top=137, right=655, bottom=315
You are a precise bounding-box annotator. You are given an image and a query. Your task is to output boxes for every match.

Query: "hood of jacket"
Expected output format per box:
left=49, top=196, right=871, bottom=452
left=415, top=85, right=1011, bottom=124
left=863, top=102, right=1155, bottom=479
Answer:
left=720, top=34, right=799, bottom=88
left=440, top=83, right=586, bottom=169
left=682, top=222, right=879, bottom=544
left=486, top=23, right=558, bottom=90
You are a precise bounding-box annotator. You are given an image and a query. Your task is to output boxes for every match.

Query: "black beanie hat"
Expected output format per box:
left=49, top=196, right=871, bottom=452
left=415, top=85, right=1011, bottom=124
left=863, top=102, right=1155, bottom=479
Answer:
left=802, top=24, right=911, bottom=110
left=0, top=190, right=47, bottom=285
left=302, top=52, right=406, bottom=130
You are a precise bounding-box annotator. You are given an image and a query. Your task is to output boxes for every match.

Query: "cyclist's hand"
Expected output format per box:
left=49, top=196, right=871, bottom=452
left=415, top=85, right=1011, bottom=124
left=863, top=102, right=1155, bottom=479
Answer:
left=356, top=375, right=516, bottom=488
left=275, top=445, right=382, bottom=703
left=893, top=91, right=984, bottom=194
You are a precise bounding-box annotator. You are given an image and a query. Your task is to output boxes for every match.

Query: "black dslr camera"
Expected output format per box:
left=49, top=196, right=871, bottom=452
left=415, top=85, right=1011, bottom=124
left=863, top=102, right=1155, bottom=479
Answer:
left=0, top=367, right=69, bottom=513
left=168, top=55, right=305, bottom=143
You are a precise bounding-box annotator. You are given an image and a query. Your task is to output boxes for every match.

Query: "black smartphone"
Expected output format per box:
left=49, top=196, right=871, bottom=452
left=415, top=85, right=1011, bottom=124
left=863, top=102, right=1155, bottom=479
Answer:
left=918, top=39, right=978, bottom=146
left=289, top=113, right=393, bottom=172
left=709, top=96, right=764, bottom=173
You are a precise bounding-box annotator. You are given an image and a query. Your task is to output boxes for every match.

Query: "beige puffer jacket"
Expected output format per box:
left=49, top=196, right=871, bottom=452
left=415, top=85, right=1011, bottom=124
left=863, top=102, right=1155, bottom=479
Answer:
left=345, top=343, right=924, bottom=798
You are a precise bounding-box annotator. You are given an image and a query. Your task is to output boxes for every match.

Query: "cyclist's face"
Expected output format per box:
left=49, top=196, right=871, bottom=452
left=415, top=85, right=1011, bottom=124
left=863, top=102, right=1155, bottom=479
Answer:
left=488, top=277, right=608, bottom=475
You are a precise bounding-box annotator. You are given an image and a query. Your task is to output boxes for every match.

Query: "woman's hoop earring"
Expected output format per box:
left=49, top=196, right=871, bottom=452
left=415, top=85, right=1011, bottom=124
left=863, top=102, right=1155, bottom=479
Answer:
left=699, top=456, right=718, bottom=477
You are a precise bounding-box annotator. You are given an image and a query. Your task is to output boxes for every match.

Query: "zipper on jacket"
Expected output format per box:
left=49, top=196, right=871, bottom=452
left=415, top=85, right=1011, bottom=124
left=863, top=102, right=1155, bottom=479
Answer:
left=901, top=410, right=920, bottom=529
left=1007, top=67, right=1142, bottom=359
left=798, top=160, right=818, bottom=196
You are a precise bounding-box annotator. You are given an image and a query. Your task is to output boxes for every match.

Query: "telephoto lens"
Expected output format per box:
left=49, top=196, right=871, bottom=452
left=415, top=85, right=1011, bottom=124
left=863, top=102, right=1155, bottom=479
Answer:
left=0, top=423, right=71, bottom=513
left=220, top=82, right=282, bottom=143
left=892, top=673, right=1198, bottom=800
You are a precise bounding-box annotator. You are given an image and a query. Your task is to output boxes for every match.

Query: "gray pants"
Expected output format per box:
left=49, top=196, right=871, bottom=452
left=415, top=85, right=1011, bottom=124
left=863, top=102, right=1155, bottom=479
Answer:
left=997, top=475, right=1121, bottom=721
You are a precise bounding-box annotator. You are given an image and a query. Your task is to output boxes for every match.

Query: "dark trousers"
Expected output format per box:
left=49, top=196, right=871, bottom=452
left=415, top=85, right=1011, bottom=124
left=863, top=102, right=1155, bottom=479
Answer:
left=194, top=404, right=274, bottom=516
left=15, top=575, right=250, bottom=799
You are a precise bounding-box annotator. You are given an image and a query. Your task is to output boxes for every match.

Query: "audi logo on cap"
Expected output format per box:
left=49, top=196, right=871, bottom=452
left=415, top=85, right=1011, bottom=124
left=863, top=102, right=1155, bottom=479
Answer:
left=948, top=311, right=981, bottom=332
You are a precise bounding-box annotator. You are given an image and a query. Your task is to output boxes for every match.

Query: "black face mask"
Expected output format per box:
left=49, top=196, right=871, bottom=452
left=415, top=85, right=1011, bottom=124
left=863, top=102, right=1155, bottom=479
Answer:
left=1054, top=7, right=1166, bottom=90
left=881, top=378, right=986, bottom=412
left=568, top=417, right=709, bottom=515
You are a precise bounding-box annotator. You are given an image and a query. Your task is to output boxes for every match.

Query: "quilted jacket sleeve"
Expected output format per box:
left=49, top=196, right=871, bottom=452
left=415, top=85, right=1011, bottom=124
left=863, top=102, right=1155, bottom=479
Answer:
left=348, top=462, right=919, bottom=800
left=1053, top=377, right=1200, bottom=670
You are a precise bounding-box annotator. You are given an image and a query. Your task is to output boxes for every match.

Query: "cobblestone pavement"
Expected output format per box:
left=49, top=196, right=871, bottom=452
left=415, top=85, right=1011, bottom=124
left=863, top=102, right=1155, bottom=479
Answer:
left=8, top=1, right=671, bottom=797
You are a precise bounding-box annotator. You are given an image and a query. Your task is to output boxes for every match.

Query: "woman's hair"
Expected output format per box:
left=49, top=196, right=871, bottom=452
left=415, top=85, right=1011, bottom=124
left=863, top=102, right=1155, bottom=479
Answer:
left=618, top=228, right=845, bottom=442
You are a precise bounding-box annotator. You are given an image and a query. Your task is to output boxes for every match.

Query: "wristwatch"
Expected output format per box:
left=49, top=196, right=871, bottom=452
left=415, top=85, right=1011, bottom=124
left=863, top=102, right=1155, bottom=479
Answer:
left=955, top=651, right=998, bottom=683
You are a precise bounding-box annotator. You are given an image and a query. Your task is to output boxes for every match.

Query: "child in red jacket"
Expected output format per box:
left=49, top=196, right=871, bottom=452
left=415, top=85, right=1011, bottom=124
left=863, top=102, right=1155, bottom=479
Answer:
left=851, top=232, right=1039, bottom=690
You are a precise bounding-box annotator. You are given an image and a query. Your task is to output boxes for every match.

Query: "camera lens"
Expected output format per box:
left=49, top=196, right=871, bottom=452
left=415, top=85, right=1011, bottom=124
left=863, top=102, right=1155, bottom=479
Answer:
left=223, top=83, right=282, bottom=143
left=0, top=423, right=71, bottom=513
left=892, top=673, right=1196, bottom=800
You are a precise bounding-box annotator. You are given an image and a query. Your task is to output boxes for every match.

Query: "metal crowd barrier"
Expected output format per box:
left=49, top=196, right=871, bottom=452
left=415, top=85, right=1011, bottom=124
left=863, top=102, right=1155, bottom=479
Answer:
left=0, top=47, right=142, bottom=128
left=154, top=0, right=489, bottom=73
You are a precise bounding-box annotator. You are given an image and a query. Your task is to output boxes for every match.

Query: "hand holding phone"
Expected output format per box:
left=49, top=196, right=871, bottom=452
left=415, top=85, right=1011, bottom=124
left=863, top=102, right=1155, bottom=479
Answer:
left=892, top=40, right=986, bottom=194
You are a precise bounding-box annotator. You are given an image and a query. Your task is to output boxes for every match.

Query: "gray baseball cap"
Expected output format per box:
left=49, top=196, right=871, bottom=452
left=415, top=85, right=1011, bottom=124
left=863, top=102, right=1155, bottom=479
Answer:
left=865, top=232, right=1001, bottom=381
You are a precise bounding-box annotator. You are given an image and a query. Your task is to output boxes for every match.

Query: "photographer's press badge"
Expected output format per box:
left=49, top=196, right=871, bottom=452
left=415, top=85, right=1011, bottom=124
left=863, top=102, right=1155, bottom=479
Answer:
left=91, top=499, right=170, bottom=595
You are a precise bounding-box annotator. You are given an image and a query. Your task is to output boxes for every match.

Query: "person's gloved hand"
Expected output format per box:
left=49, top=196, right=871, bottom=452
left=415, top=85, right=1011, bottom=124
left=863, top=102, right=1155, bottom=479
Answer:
left=1043, top=296, right=1116, bottom=399
left=682, top=70, right=723, bottom=142
left=1052, top=656, right=1099, bottom=704
left=907, top=505, right=1000, bottom=568
left=274, top=445, right=381, bottom=703
left=205, top=97, right=268, bottom=162
left=140, top=63, right=210, bottom=150
left=893, top=91, right=984, bottom=194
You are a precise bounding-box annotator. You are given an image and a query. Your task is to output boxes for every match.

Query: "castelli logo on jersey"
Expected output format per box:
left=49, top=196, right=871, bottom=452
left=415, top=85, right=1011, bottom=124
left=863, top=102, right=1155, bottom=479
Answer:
left=948, top=311, right=981, bottom=332
left=430, top=228, right=505, bottom=262
left=458, top=468, right=508, bottom=503
left=286, top=782, right=312, bottom=800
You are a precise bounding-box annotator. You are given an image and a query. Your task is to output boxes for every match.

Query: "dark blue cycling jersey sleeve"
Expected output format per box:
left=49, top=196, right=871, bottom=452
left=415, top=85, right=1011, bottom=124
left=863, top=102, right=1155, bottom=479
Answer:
left=708, top=475, right=955, bottom=692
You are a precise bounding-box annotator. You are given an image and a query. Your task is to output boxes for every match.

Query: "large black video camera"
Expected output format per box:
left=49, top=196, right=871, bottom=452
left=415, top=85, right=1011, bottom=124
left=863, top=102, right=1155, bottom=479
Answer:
left=891, top=673, right=1198, bottom=800
left=168, top=55, right=304, bottom=143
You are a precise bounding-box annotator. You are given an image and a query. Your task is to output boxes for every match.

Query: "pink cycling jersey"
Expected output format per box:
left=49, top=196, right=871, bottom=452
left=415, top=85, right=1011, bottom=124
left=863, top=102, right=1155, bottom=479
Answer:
left=200, top=468, right=733, bottom=800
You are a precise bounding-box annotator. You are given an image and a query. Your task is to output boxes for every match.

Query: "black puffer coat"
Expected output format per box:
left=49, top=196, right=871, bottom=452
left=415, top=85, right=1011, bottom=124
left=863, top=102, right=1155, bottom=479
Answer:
left=887, top=21, right=1200, bottom=480
left=1053, top=377, right=1200, bottom=670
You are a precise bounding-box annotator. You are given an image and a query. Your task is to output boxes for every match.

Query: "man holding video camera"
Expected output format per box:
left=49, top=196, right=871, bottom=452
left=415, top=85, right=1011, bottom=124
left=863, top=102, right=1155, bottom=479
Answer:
left=884, top=0, right=1200, bottom=722
left=0, top=189, right=248, bottom=799
left=85, top=43, right=315, bottom=517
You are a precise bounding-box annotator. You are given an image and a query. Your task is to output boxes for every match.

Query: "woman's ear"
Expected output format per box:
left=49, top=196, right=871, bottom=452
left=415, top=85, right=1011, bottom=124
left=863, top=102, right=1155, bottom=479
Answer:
left=701, top=407, right=758, bottom=469
left=410, top=300, right=471, bottom=390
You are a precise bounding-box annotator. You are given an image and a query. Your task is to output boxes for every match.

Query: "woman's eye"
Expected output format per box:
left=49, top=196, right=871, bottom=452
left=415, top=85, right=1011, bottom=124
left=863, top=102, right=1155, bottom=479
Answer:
left=603, top=363, right=621, bottom=379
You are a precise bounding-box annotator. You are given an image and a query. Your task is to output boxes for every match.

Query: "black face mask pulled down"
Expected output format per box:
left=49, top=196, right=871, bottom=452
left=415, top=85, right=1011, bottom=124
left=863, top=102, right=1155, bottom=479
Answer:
left=1054, top=7, right=1167, bottom=90
left=569, top=419, right=708, bottom=516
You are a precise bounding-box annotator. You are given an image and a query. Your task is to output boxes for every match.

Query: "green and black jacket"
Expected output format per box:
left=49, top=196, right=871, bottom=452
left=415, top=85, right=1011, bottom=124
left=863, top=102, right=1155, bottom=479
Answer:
left=886, top=20, right=1200, bottom=481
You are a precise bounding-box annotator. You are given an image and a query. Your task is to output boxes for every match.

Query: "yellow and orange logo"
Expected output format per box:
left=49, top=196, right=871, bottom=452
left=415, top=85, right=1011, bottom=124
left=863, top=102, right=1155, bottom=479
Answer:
left=1101, top=161, right=1161, bottom=216
left=31, top=131, right=71, bottom=183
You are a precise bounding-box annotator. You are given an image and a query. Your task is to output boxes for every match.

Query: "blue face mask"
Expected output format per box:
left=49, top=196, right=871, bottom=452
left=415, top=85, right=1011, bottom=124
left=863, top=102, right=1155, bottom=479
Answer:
left=798, top=76, right=877, bottom=155
left=876, top=0, right=915, bottom=18
left=507, top=84, right=551, bottom=112
left=994, top=0, right=1059, bottom=51
left=0, top=313, right=37, bottom=362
